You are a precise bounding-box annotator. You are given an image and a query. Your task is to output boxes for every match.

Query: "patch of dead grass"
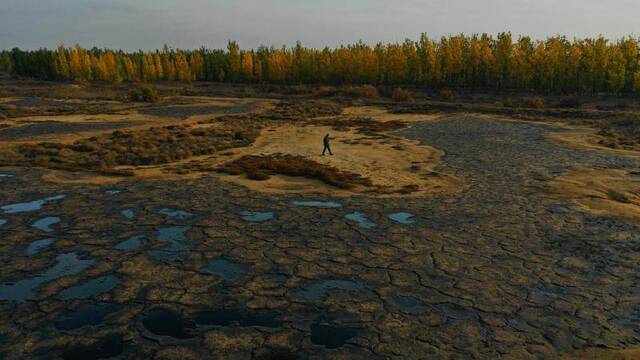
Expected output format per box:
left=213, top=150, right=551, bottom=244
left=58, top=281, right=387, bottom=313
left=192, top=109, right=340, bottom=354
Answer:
left=547, top=167, right=640, bottom=225
left=3, top=121, right=260, bottom=175
left=307, top=116, right=407, bottom=136
left=219, top=154, right=373, bottom=190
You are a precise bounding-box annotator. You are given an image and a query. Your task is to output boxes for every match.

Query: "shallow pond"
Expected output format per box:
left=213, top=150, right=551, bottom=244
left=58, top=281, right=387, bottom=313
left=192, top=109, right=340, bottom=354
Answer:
left=203, top=258, right=246, bottom=280
left=54, top=303, right=121, bottom=331
left=31, top=216, right=61, bottom=232
left=120, top=209, right=135, bottom=220
left=240, top=211, right=274, bottom=222
left=296, top=279, right=366, bottom=301
left=0, top=174, right=14, bottom=178
left=58, top=275, right=120, bottom=300
left=25, top=238, right=55, bottom=256
left=159, top=208, right=193, bottom=219
left=345, top=212, right=376, bottom=229
left=195, top=309, right=282, bottom=328
left=292, top=200, right=342, bottom=208
left=2, top=195, right=66, bottom=214
left=0, top=253, right=94, bottom=301
left=0, top=219, right=6, bottom=227
left=105, top=190, right=121, bottom=195
left=142, top=309, right=195, bottom=339
left=147, top=226, right=191, bottom=261
left=388, top=212, right=416, bottom=224
left=115, top=235, right=144, bottom=251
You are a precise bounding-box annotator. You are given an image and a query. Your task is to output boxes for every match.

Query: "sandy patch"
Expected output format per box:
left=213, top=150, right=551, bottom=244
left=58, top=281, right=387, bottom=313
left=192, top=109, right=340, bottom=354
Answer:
left=42, top=171, right=125, bottom=185
left=547, top=167, right=640, bottom=225
left=156, top=122, right=463, bottom=197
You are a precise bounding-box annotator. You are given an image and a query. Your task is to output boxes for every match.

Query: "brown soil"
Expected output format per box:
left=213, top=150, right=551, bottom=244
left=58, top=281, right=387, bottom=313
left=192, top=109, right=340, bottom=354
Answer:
left=561, top=347, right=640, bottom=360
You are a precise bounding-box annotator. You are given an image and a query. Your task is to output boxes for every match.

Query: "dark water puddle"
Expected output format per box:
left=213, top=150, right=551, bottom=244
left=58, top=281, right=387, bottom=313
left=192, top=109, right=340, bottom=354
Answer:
left=2, top=195, right=65, bottom=214
left=0, top=253, right=94, bottom=301
left=159, top=208, right=193, bottom=219
left=195, top=309, right=282, bottom=328
left=388, top=212, right=416, bottom=225
left=55, top=303, right=121, bottom=331
left=26, top=238, right=55, bottom=256
left=203, top=258, right=246, bottom=280
left=115, top=235, right=144, bottom=251
left=310, top=317, right=359, bottom=349
left=147, top=226, right=191, bottom=261
left=58, top=275, right=120, bottom=300
left=0, top=174, right=13, bottom=178
left=293, top=200, right=342, bottom=208
left=120, top=209, right=135, bottom=220
left=296, top=280, right=366, bottom=301
left=143, top=309, right=196, bottom=339
left=61, top=333, right=124, bottom=360
left=105, top=190, right=121, bottom=195
left=240, top=210, right=274, bottom=222
left=0, top=219, right=6, bottom=227
left=345, top=212, right=376, bottom=229
left=32, top=216, right=61, bottom=232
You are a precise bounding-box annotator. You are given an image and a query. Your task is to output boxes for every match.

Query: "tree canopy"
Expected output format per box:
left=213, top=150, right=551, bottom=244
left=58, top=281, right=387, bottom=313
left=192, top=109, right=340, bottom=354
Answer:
left=2, top=33, right=639, bottom=94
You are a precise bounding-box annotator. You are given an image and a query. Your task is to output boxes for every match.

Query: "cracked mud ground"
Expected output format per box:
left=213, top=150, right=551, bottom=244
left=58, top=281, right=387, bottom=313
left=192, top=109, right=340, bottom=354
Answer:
left=1, top=116, right=640, bottom=359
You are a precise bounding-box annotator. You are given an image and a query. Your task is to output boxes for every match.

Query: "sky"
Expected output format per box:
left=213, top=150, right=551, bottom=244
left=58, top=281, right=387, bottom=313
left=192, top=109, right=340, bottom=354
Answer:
left=1, top=0, right=639, bottom=51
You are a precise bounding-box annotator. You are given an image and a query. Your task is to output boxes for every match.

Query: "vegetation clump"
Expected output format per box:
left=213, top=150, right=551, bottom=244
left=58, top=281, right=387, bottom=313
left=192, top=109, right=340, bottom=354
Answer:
left=392, top=88, right=415, bottom=102
left=4, top=122, right=260, bottom=174
left=596, top=117, right=640, bottom=150
left=203, top=100, right=344, bottom=125
left=129, top=85, right=159, bottom=102
left=439, top=89, right=454, bottom=101
left=219, top=154, right=373, bottom=189
left=308, top=116, right=407, bottom=136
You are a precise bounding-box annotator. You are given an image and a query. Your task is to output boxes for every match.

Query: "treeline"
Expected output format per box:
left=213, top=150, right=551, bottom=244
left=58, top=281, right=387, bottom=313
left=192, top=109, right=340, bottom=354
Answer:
left=1, top=33, right=640, bottom=94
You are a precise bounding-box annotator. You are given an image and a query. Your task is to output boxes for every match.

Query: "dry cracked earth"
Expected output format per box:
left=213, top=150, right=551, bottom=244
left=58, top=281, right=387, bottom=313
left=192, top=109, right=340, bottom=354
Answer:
left=1, top=115, right=640, bottom=359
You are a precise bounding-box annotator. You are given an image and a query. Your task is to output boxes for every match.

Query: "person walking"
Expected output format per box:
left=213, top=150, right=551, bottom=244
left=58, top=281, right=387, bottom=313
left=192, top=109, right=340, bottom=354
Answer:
left=322, top=133, right=333, bottom=156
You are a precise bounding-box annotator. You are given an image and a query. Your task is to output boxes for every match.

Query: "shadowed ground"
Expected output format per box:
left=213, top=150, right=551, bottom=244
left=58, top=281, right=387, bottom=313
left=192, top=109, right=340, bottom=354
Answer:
left=0, top=115, right=639, bottom=358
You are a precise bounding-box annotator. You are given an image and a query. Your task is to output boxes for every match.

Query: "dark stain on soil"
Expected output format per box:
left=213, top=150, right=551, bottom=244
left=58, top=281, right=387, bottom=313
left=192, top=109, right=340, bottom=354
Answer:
left=139, top=103, right=260, bottom=118
left=0, top=121, right=140, bottom=140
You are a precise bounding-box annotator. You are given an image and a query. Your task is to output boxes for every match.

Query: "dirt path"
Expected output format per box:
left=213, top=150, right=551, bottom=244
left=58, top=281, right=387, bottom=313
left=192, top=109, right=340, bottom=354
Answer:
left=0, top=116, right=639, bottom=358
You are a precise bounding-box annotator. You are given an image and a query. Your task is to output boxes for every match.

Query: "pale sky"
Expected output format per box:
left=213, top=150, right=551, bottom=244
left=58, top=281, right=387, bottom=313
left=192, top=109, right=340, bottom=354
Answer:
left=1, top=0, right=638, bottom=51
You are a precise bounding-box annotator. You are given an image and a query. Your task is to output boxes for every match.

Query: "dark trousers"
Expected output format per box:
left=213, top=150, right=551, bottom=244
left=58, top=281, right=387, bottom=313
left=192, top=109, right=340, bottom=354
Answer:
left=322, top=144, right=333, bottom=155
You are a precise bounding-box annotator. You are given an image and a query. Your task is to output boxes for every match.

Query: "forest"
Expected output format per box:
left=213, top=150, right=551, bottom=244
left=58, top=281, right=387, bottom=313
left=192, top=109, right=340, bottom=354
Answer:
left=1, top=33, right=640, bottom=94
